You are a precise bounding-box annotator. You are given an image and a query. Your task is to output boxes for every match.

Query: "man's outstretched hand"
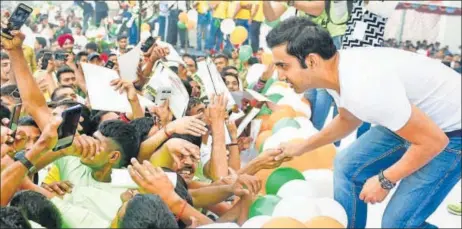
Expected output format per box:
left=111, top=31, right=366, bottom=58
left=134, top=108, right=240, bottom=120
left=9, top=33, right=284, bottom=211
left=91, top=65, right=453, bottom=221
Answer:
left=0, top=30, right=24, bottom=51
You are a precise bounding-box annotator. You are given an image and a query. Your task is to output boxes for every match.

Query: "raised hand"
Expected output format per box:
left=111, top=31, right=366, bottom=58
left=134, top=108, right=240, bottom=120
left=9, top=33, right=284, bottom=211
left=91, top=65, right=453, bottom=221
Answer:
left=41, top=181, right=74, bottom=196
left=205, top=94, right=228, bottom=126
left=230, top=174, right=261, bottom=196
left=256, top=148, right=292, bottom=170
left=128, top=158, right=174, bottom=199
left=165, top=114, right=208, bottom=137
left=0, top=30, right=24, bottom=51
left=164, top=138, right=200, bottom=166
left=110, top=78, right=138, bottom=101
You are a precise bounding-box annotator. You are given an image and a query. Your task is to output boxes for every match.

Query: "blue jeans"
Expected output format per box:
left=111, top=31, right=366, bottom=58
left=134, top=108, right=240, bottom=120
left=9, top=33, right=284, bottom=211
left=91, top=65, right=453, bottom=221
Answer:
left=304, top=88, right=333, bottom=131
left=196, top=21, right=208, bottom=51
left=157, top=16, right=167, bottom=41
left=250, top=21, right=261, bottom=53
left=334, top=126, right=461, bottom=228
left=205, top=18, right=223, bottom=51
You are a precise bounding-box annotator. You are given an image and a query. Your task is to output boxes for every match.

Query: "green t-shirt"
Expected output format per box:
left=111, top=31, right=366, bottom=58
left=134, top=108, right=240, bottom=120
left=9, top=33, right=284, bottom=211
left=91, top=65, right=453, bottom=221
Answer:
left=52, top=156, right=126, bottom=228
left=282, top=1, right=347, bottom=37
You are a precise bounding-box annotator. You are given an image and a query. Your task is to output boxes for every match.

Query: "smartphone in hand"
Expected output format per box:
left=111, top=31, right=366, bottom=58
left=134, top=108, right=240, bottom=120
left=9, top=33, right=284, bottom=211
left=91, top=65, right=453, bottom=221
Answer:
left=54, top=52, right=68, bottom=61
left=105, top=60, right=115, bottom=69
left=7, top=103, right=22, bottom=144
left=53, top=105, right=82, bottom=151
left=1, top=4, right=33, bottom=40
left=141, top=36, right=155, bottom=53
left=41, top=52, right=53, bottom=70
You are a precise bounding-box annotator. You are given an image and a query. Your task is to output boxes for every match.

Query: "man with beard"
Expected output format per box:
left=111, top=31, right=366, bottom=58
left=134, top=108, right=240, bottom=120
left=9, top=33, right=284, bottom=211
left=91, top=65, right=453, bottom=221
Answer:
left=269, top=17, right=461, bottom=228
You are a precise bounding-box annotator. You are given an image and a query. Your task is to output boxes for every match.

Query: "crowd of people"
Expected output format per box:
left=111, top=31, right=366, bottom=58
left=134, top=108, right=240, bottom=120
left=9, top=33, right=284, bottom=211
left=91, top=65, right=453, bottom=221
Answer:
left=1, top=1, right=461, bottom=229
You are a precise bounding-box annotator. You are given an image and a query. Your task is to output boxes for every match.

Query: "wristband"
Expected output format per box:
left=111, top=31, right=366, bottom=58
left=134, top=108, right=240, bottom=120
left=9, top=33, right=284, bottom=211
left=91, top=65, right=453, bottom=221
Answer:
left=175, top=201, right=187, bottom=221
left=227, top=143, right=238, bottom=147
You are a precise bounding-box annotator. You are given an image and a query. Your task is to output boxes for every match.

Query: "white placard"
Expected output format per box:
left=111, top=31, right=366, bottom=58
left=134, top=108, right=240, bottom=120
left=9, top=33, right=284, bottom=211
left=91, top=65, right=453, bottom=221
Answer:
left=237, top=108, right=261, bottom=137
left=196, top=58, right=236, bottom=110
left=250, top=119, right=263, bottom=148
left=82, top=63, right=132, bottom=113
left=156, top=40, right=186, bottom=67
left=145, top=62, right=190, bottom=118
left=117, top=44, right=142, bottom=81
left=111, top=169, right=177, bottom=189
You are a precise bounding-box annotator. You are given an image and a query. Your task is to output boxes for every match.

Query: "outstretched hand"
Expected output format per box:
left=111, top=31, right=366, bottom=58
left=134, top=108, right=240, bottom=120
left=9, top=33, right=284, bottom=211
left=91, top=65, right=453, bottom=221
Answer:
left=0, top=30, right=24, bottom=51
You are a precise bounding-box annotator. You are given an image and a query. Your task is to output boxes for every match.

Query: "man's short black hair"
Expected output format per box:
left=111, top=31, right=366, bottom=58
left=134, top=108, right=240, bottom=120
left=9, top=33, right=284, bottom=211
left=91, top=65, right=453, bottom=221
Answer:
left=85, top=42, right=98, bottom=51
left=98, top=120, right=140, bottom=167
left=56, top=66, right=75, bottom=83
left=35, top=37, right=47, bottom=49
left=0, top=206, right=31, bottom=229
left=18, top=116, right=38, bottom=128
left=51, top=85, right=74, bottom=102
left=121, top=194, right=179, bottom=229
left=266, top=16, right=337, bottom=68
left=213, top=53, right=229, bottom=61
left=1, top=51, right=10, bottom=60
left=10, top=191, right=62, bottom=229
left=117, top=34, right=128, bottom=41
left=130, top=117, right=157, bottom=142
left=76, top=51, right=88, bottom=62
left=182, top=54, right=197, bottom=69
left=182, top=79, right=193, bottom=97
left=186, top=98, right=203, bottom=116
left=222, top=72, right=240, bottom=86
left=222, top=66, right=238, bottom=74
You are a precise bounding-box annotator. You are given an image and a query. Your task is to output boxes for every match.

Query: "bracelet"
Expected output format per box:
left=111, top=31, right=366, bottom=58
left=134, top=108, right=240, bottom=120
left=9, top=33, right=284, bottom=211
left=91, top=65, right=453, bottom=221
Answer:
left=175, top=200, right=187, bottom=221
left=227, top=142, right=238, bottom=147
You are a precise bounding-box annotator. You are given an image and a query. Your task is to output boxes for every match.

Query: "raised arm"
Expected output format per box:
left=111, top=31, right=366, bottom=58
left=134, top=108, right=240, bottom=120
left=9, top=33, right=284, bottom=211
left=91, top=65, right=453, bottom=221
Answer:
left=294, top=1, right=325, bottom=17
left=204, top=95, right=229, bottom=181
left=1, top=31, right=52, bottom=130
left=262, top=1, right=288, bottom=22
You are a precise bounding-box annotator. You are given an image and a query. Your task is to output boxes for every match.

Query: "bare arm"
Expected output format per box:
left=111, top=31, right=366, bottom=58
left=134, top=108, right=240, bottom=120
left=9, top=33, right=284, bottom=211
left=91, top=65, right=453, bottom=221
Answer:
left=8, top=47, right=52, bottom=131
left=138, top=128, right=169, bottom=162
left=262, top=1, right=287, bottom=22
left=385, top=105, right=450, bottom=183
left=233, top=2, right=242, bottom=19
left=190, top=184, right=233, bottom=208
left=283, top=108, right=362, bottom=158
left=251, top=2, right=259, bottom=20
left=205, top=122, right=228, bottom=181
left=294, top=1, right=325, bottom=17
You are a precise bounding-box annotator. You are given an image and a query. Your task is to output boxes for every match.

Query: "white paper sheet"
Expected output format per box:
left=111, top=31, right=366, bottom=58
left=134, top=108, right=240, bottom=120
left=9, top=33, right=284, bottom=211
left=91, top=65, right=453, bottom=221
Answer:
left=145, top=62, right=190, bottom=118
left=237, top=108, right=261, bottom=137
left=82, top=63, right=132, bottom=113
left=156, top=40, right=186, bottom=66
left=250, top=119, right=263, bottom=149
left=117, top=44, right=142, bottom=81
left=111, top=169, right=177, bottom=189
left=196, top=58, right=236, bottom=110
left=231, top=89, right=269, bottom=109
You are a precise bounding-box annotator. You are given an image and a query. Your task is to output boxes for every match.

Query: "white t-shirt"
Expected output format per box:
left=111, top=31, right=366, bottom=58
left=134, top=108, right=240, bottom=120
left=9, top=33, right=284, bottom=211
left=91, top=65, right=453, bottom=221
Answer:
left=328, top=47, right=461, bottom=132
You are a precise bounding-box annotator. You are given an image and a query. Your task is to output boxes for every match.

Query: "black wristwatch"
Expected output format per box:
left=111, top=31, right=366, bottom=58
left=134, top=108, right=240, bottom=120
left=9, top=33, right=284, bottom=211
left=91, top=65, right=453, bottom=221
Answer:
left=13, top=150, right=37, bottom=175
left=287, top=0, right=295, bottom=7
left=378, top=170, right=395, bottom=190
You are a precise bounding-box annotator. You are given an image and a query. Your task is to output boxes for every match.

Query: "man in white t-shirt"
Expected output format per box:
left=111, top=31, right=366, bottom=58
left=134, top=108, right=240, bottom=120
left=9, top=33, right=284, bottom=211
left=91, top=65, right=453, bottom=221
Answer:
left=267, top=17, right=461, bottom=228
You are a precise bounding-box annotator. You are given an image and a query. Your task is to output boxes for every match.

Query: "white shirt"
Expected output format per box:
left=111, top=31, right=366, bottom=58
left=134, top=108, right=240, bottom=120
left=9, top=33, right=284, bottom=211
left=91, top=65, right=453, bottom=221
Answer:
left=72, top=34, right=88, bottom=53
left=328, top=47, right=461, bottom=132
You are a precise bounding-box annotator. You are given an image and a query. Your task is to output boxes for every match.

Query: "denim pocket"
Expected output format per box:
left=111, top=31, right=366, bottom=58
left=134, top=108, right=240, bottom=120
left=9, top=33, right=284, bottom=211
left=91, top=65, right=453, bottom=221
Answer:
left=444, top=137, right=461, bottom=155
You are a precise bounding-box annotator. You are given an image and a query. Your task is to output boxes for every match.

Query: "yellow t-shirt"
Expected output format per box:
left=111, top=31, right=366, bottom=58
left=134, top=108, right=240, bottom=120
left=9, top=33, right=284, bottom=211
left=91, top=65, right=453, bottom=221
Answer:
left=43, top=164, right=61, bottom=184
left=211, top=2, right=229, bottom=19
left=196, top=1, right=209, bottom=14
left=235, top=1, right=252, bottom=20
left=252, top=1, right=264, bottom=22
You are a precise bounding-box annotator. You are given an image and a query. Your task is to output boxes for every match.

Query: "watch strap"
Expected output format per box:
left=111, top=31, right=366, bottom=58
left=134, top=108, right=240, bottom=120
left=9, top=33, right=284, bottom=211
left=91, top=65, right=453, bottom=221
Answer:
left=14, top=150, right=37, bottom=174
left=378, top=170, right=395, bottom=190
